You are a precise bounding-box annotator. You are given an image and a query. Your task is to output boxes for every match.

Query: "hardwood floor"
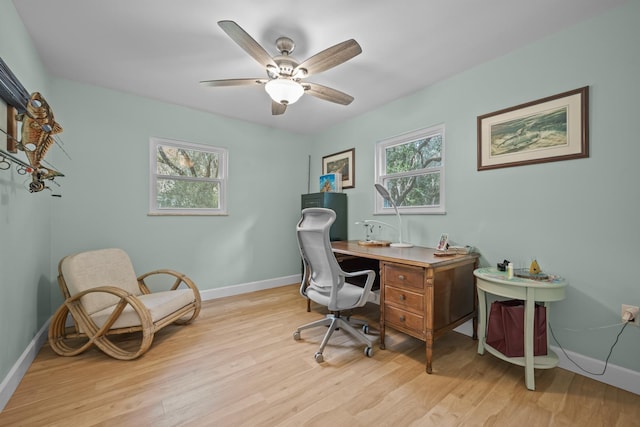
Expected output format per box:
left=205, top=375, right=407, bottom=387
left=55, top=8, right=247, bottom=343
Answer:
left=1, top=284, right=639, bottom=427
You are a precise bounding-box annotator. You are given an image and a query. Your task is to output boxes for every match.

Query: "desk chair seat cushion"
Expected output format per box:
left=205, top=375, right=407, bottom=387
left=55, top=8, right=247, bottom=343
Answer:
left=61, top=248, right=142, bottom=315
left=307, top=282, right=366, bottom=312
left=85, top=288, right=197, bottom=331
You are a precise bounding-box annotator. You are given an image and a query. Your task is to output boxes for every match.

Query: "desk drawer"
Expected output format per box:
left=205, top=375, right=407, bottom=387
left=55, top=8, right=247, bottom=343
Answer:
left=383, top=263, right=424, bottom=290
left=384, top=285, right=424, bottom=313
left=384, top=305, right=424, bottom=334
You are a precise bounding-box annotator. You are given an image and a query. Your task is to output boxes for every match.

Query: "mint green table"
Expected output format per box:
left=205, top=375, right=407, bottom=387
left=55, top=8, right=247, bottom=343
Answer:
left=474, top=267, right=567, bottom=390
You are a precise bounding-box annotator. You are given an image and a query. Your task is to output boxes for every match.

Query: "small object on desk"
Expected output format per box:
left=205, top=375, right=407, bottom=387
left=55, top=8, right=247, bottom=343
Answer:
left=529, top=259, right=541, bottom=274
left=434, top=250, right=456, bottom=257
left=436, top=233, right=449, bottom=251
left=449, top=245, right=472, bottom=254
left=435, top=245, right=472, bottom=256
left=357, top=240, right=391, bottom=247
left=497, top=259, right=510, bottom=271
left=514, top=268, right=549, bottom=281
left=507, top=262, right=514, bottom=279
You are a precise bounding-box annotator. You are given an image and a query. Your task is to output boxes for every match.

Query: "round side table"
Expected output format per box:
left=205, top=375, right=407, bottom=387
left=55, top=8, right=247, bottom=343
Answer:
left=474, top=267, right=567, bottom=390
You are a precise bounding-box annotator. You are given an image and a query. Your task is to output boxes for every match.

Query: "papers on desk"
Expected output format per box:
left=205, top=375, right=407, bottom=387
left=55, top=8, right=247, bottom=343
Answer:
left=434, top=245, right=473, bottom=256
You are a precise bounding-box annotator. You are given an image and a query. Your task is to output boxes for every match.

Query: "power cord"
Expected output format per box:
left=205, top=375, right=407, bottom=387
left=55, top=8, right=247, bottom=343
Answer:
left=549, top=321, right=629, bottom=376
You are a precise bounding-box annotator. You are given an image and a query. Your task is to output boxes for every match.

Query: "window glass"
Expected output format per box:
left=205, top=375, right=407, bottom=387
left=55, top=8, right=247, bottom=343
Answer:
left=375, top=125, right=445, bottom=214
left=150, top=138, right=227, bottom=215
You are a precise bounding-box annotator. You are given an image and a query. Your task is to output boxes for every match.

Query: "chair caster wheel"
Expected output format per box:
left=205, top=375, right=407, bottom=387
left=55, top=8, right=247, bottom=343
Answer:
left=364, top=347, right=373, bottom=357
left=293, top=331, right=301, bottom=340
left=362, top=325, right=369, bottom=334
left=314, top=352, right=324, bottom=363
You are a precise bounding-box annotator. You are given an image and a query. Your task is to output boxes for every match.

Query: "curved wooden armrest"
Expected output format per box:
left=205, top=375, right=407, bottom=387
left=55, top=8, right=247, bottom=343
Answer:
left=51, top=286, right=154, bottom=360
left=137, top=269, right=200, bottom=297
left=66, top=286, right=153, bottom=333
left=136, top=270, right=201, bottom=325
left=68, top=285, right=133, bottom=301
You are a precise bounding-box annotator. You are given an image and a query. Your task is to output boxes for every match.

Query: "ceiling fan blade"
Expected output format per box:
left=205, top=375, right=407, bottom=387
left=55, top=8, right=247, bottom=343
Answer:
left=294, top=39, right=362, bottom=77
left=272, top=101, right=287, bottom=115
left=218, top=20, right=278, bottom=70
left=200, top=78, right=267, bottom=87
left=304, top=82, right=354, bottom=105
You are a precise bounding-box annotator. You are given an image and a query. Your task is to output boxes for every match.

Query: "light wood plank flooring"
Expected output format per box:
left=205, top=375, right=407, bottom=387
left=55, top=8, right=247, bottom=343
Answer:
left=1, top=284, right=639, bottom=427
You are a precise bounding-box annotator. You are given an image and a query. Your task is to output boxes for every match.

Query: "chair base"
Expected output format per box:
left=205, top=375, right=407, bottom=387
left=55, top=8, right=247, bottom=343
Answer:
left=294, top=313, right=377, bottom=362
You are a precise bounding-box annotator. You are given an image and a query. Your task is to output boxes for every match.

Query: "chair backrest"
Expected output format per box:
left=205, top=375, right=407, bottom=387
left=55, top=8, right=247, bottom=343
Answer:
left=59, top=248, right=142, bottom=315
left=297, top=208, right=345, bottom=296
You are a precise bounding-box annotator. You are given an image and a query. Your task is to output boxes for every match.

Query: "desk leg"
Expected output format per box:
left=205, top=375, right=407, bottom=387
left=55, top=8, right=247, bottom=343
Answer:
left=524, top=288, right=535, bottom=390
left=379, top=261, right=386, bottom=350
left=425, top=332, right=433, bottom=374
left=477, top=288, right=486, bottom=355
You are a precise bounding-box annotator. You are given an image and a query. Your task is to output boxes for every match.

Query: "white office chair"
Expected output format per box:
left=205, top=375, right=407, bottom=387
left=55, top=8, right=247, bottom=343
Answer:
left=294, top=208, right=377, bottom=362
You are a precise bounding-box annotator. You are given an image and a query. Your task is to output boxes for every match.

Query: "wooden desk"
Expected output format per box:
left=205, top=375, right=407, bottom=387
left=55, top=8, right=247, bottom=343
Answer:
left=331, top=241, right=479, bottom=373
left=474, top=267, right=567, bottom=390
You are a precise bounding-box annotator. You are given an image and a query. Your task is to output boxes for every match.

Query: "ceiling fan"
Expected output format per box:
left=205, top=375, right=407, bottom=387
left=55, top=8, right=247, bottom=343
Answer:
left=200, top=20, right=362, bottom=115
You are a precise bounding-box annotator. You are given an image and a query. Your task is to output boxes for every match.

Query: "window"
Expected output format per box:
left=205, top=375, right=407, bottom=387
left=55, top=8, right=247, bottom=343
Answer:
left=375, top=124, right=445, bottom=214
left=149, top=137, right=227, bottom=215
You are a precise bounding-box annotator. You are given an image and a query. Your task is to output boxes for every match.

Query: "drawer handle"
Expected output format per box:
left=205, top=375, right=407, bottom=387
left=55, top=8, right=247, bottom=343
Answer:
left=399, top=316, right=406, bottom=322
left=399, top=294, right=406, bottom=301
left=398, top=275, right=405, bottom=280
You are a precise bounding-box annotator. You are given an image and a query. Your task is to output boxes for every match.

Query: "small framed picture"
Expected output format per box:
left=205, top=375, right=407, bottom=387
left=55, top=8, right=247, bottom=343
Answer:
left=437, top=233, right=449, bottom=251
left=319, top=172, right=342, bottom=192
left=322, top=148, right=355, bottom=189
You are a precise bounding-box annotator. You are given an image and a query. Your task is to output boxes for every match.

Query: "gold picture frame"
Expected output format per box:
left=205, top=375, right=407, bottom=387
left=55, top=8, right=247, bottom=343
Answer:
left=322, top=148, right=355, bottom=189
left=477, top=86, right=589, bottom=170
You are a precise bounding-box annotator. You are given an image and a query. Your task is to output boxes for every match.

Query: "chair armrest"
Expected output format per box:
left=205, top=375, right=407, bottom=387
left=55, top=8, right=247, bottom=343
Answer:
left=68, top=285, right=134, bottom=301
left=342, top=269, right=376, bottom=308
left=137, top=269, right=201, bottom=300
left=299, top=258, right=311, bottom=298
left=65, top=286, right=153, bottom=334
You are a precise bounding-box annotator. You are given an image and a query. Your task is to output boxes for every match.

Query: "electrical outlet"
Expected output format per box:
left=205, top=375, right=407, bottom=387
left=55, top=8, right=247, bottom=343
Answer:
left=621, top=304, right=640, bottom=326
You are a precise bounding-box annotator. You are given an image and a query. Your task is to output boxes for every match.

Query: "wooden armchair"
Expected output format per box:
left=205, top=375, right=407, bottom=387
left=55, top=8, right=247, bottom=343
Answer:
left=48, top=248, right=201, bottom=360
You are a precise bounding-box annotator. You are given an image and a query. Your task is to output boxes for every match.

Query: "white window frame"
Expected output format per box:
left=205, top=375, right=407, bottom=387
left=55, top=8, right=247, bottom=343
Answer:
left=374, top=124, right=445, bottom=215
left=149, top=137, right=228, bottom=216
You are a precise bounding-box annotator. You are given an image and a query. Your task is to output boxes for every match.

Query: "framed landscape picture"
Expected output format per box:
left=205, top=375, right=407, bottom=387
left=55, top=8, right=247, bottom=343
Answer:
left=477, top=86, right=589, bottom=170
left=322, top=148, right=355, bottom=189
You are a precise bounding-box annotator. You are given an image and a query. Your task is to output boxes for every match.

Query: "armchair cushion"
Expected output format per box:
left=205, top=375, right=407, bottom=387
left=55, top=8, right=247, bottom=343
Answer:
left=60, top=248, right=141, bottom=315
left=86, top=289, right=197, bottom=331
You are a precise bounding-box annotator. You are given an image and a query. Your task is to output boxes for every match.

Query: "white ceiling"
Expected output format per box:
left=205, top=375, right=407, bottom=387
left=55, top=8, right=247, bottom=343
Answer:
left=12, top=0, right=627, bottom=135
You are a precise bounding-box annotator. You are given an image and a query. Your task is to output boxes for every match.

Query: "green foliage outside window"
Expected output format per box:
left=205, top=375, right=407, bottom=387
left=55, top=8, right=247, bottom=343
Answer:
left=381, top=131, right=443, bottom=210
left=150, top=138, right=227, bottom=215
left=156, top=146, right=220, bottom=209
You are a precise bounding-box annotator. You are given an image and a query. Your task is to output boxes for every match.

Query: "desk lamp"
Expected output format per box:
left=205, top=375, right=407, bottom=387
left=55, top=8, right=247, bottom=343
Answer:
left=374, top=184, right=413, bottom=247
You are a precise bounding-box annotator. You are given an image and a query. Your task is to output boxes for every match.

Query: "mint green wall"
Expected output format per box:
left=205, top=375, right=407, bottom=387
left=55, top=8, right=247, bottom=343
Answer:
left=310, top=1, right=640, bottom=372
left=0, top=0, right=54, bottom=386
left=47, top=79, right=310, bottom=304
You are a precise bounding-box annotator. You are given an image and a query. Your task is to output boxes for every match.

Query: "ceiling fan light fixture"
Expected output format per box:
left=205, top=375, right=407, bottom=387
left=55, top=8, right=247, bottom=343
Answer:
left=265, top=78, right=304, bottom=105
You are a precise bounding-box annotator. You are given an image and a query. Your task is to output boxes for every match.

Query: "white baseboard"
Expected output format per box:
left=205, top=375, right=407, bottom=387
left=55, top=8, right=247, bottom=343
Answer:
left=454, top=319, right=640, bottom=395
left=0, top=320, right=50, bottom=412
left=553, top=345, right=640, bottom=395
left=199, top=274, right=301, bottom=301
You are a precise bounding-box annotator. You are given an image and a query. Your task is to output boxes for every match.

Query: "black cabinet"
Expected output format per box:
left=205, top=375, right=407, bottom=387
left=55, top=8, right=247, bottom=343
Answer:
left=301, top=192, right=347, bottom=241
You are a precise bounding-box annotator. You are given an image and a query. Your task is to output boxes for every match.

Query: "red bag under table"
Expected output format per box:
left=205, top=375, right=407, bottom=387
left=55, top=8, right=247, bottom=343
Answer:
left=486, top=299, right=547, bottom=357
